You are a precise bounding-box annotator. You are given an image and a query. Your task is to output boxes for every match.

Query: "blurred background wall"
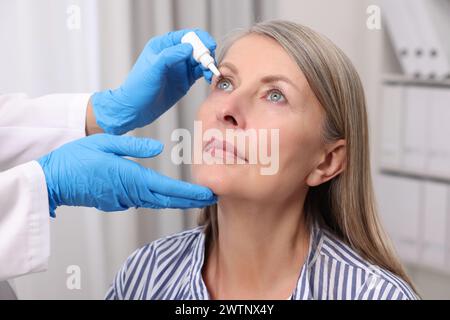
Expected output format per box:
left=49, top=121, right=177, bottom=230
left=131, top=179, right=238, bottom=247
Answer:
left=0, top=0, right=449, bottom=299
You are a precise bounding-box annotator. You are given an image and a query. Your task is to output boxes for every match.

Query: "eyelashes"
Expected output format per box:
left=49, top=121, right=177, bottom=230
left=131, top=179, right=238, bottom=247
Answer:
left=213, top=75, right=288, bottom=104
left=214, top=76, right=233, bottom=92
left=266, top=89, right=286, bottom=103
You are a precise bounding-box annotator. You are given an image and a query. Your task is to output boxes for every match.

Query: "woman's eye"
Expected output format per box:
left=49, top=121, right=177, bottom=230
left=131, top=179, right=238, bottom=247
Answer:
left=216, top=78, right=233, bottom=92
left=266, top=90, right=286, bottom=103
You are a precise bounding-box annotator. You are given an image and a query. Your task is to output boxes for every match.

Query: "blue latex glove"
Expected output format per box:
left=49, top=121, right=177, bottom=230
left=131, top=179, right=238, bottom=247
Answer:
left=91, top=29, right=217, bottom=135
left=37, top=134, right=217, bottom=217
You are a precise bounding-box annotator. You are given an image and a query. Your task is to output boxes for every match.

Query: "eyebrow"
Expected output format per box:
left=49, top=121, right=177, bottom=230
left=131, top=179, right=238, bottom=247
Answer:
left=218, top=62, right=301, bottom=91
left=219, top=62, right=239, bottom=75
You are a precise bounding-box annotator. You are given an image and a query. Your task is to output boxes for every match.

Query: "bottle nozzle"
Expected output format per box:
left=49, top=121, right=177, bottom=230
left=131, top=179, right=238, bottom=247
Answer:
left=182, top=31, right=221, bottom=78
left=207, top=62, right=221, bottom=77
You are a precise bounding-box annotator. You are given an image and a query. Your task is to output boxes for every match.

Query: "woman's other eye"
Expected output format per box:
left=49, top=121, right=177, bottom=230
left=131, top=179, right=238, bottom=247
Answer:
left=266, top=90, right=286, bottom=104
left=216, top=78, right=234, bottom=92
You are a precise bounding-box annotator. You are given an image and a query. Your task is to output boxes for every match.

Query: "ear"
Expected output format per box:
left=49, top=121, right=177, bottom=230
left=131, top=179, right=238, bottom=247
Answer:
left=306, top=139, right=346, bottom=187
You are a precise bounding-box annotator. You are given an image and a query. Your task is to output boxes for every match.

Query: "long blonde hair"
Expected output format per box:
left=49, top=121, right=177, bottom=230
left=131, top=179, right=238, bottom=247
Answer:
left=198, top=20, right=416, bottom=292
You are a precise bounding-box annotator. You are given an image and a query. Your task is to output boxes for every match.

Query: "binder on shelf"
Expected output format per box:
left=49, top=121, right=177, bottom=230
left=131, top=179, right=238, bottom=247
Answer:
left=382, top=0, right=423, bottom=77
left=380, top=83, right=404, bottom=169
left=376, top=175, right=421, bottom=265
left=408, top=0, right=450, bottom=79
left=422, top=181, right=447, bottom=270
left=376, top=174, right=402, bottom=240
left=403, top=86, right=429, bottom=172
left=425, top=0, right=450, bottom=79
left=382, top=0, right=450, bottom=79
left=427, top=87, right=450, bottom=177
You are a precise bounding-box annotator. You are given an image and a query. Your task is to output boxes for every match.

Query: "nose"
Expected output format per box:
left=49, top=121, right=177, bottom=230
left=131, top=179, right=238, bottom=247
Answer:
left=215, top=94, right=246, bottom=129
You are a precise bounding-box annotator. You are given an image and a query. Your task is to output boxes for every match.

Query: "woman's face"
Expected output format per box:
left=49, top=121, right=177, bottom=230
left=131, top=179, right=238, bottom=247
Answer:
left=192, top=33, right=327, bottom=203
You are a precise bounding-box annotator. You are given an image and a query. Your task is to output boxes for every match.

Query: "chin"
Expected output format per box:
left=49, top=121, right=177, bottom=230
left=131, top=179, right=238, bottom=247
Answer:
left=192, top=163, right=243, bottom=196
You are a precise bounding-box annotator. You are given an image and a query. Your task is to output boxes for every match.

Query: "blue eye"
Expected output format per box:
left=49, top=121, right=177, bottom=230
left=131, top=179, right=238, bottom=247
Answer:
left=266, top=90, right=285, bottom=103
left=216, top=78, right=233, bottom=92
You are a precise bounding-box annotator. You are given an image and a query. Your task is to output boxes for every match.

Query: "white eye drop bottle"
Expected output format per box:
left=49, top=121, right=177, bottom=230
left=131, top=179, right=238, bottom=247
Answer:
left=181, top=31, right=221, bottom=77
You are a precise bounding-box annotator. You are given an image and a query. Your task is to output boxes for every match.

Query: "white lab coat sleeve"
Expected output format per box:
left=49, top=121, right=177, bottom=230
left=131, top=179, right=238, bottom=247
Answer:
left=0, top=93, right=90, bottom=280
left=0, top=93, right=91, bottom=169
left=0, top=161, right=50, bottom=281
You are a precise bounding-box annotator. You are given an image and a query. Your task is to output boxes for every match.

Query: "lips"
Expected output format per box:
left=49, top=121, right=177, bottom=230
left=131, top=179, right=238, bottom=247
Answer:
left=203, top=137, right=248, bottom=162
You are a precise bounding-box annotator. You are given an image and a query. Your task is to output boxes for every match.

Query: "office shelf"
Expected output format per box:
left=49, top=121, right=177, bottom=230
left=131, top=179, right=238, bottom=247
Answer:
left=382, top=73, right=450, bottom=88
left=379, top=166, right=450, bottom=184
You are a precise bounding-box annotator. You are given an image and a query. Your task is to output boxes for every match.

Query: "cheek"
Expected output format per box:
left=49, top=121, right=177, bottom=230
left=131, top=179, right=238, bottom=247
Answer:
left=280, top=123, right=317, bottom=161
left=269, top=118, right=323, bottom=188
left=194, top=98, right=217, bottom=150
left=191, top=99, right=230, bottom=193
left=195, top=99, right=211, bottom=122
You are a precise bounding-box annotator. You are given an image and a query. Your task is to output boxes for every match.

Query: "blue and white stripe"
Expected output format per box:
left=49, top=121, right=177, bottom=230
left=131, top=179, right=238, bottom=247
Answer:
left=105, top=224, right=418, bottom=300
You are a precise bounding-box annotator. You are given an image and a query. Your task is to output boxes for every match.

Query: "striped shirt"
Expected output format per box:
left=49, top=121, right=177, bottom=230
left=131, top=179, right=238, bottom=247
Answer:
left=105, top=224, right=418, bottom=300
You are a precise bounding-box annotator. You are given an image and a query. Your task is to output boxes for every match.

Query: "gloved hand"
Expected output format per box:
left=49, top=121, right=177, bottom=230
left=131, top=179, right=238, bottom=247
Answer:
left=37, top=134, right=217, bottom=217
left=91, top=29, right=217, bottom=135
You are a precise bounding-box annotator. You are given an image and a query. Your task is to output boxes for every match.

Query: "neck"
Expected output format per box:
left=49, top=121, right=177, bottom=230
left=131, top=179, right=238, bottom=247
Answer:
left=203, top=190, right=311, bottom=299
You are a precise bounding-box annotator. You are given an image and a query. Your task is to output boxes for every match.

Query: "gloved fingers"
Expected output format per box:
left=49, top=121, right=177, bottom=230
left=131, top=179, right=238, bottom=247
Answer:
left=158, top=43, right=212, bottom=85
left=151, top=28, right=217, bottom=54
left=158, top=43, right=198, bottom=72
left=91, top=134, right=164, bottom=158
left=193, top=63, right=215, bottom=84
left=204, top=70, right=214, bottom=84
left=141, top=192, right=217, bottom=209
left=193, top=64, right=204, bottom=80
left=158, top=43, right=194, bottom=69
left=142, top=168, right=216, bottom=201
left=158, top=42, right=216, bottom=78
